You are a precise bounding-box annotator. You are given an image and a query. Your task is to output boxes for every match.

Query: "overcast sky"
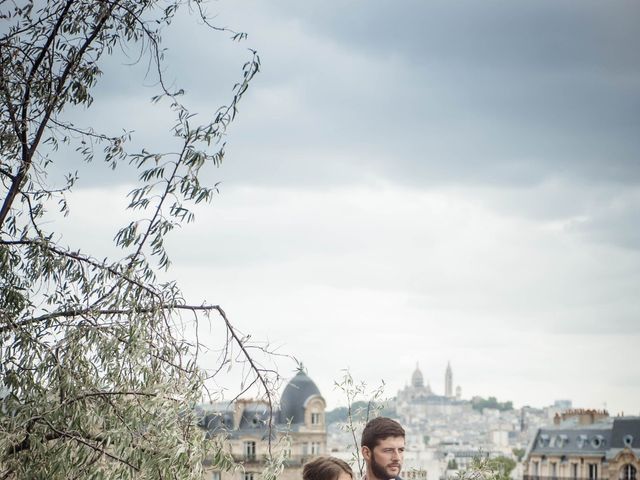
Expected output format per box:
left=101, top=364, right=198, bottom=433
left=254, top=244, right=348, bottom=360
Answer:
left=55, top=0, right=640, bottom=415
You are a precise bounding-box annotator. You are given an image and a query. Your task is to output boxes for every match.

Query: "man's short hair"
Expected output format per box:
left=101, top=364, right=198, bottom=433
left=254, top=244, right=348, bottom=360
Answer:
left=303, top=456, right=353, bottom=480
left=361, top=417, right=405, bottom=450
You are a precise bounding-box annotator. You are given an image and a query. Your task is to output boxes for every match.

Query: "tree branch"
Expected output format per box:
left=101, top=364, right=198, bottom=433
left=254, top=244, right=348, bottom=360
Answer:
left=42, top=421, right=141, bottom=472
left=0, top=0, right=77, bottom=228
left=212, top=305, right=275, bottom=456
left=0, top=0, right=120, bottom=229
left=0, top=303, right=213, bottom=334
left=0, top=238, right=160, bottom=298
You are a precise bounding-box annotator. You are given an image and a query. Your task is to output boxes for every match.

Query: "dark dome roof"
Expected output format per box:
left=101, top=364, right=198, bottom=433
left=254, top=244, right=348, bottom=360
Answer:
left=279, top=370, right=322, bottom=424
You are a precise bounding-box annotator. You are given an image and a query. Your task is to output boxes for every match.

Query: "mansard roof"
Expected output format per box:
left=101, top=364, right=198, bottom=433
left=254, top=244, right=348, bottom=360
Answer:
left=527, top=417, right=640, bottom=459
left=611, top=417, right=640, bottom=449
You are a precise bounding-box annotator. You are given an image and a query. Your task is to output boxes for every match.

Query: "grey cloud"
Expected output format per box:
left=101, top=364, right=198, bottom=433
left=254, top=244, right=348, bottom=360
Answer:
left=206, top=0, right=640, bottom=187
left=41, top=0, right=640, bottom=252
left=48, top=0, right=640, bottom=190
left=472, top=182, right=640, bottom=250
left=274, top=0, right=640, bottom=74
left=569, top=190, right=640, bottom=250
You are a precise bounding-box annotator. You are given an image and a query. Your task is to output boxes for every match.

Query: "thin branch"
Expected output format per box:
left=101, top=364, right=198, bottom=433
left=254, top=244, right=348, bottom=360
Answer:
left=27, top=0, right=121, bottom=168
left=49, top=117, right=130, bottom=143
left=22, top=1, right=77, bottom=116
left=192, top=1, right=246, bottom=39
left=213, top=305, right=275, bottom=456
left=0, top=166, right=16, bottom=181
left=0, top=303, right=209, bottom=334
left=0, top=0, right=120, bottom=228
left=0, top=8, right=62, bottom=43
left=106, top=0, right=179, bottom=97
left=126, top=139, right=187, bottom=271
left=0, top=0, right=77, bottom=226
left=0, top=49, right=23, bottom=141
left=4, top=431, right=62, bottom=457
left=42, top=421, right=140, bottom=472
left=0, top=239, right=160, bottom=298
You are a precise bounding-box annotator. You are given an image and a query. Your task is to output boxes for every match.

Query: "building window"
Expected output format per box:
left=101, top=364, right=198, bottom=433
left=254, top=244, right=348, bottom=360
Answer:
left=311, top=412, right=321, bottom=425
left=558, top=435, right=568, bottom=448
left=310, top=442, right=321, bottom=455
left=621, top=465, right=637, bottom=480
left=589, top=464, right=598, bottom=480
left=551, top=462, right=558, bottom=480
left=243, top=441, right=256, bottom=461
left=577, top=435, right=587, bottom=449
left=591, top=436, right=604, bottom=448
left=244, top=473, right=254, bottom=480
left=532, top=461, right=539, bottom=479
left=538, top=435, right=549, bottom=448
left=212, top=472, right=221, bottom=480
left=571, top=464, right=578, bottom=480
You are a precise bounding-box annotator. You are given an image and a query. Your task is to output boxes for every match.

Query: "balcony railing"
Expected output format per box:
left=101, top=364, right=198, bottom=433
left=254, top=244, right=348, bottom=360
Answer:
left=232, top=454, right=259, bottom=464
left=231, top=454, right=320, bottom=466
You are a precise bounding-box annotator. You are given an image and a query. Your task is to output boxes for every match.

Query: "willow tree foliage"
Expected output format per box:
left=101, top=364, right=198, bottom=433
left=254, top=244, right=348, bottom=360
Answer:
left=0, top=1, right=269, bottom=478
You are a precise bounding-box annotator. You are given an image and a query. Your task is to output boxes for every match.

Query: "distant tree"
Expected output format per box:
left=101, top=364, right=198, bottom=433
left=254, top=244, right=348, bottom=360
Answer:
left=379, top=401, right=397, bottom=418
left=325, top=402, right=367, bottom=424
left=326, top=400, right=396, bottom=424
left=457, top=456, right=517, bottom=480
left=471, top=396, right=514, bottom=412
left=0, top=1, right=269, bottom=478
left=487, top=456, right=517, bottom=480
left=448, top=459, right=459, bottom=470
left=512, top=448, right=526, bottom=462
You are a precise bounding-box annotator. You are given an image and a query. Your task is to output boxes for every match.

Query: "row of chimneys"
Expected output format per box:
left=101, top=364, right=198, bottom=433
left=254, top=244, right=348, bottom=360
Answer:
left=553, top=408, right=609, bottom=425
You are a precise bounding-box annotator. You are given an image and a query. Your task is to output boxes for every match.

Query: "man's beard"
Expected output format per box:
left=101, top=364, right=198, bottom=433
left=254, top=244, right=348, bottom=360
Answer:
left=370, top=453, right=401, bottom=480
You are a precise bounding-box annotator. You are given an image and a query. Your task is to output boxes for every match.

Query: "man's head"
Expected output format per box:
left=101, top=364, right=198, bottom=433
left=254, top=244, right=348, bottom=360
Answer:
left=303, top=456, right=353, bottom=480
left=361, top=417, right=405, bottom=480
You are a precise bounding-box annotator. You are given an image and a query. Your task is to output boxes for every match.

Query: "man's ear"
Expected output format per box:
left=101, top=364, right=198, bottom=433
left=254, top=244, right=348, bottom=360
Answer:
left=362, top=445, right=371, bottom=462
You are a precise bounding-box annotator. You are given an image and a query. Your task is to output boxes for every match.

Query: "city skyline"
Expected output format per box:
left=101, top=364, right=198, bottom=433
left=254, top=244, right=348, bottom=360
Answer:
left=261, top=361, right=616, bottom=414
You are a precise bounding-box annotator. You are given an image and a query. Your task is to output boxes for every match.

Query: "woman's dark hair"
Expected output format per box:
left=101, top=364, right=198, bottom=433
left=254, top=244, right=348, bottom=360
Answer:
left=303, top=456, right=353, bottom=480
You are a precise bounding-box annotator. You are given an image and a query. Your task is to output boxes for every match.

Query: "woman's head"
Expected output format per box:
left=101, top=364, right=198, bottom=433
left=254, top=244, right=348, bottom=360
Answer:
left=303, top=456, right=353, bottom=480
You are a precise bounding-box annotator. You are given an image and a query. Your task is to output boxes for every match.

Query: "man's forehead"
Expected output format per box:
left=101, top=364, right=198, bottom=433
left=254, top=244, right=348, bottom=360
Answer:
left=375, top=436, right=405, bottom=448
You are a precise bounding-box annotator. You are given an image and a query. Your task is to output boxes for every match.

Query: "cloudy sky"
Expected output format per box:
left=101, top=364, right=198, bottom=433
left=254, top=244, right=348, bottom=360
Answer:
left=55, top=0, right=640, bottom=414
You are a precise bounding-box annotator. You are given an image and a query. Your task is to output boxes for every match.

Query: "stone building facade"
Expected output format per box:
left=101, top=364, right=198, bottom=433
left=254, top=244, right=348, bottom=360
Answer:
left=199, top=370, right=326, bottom=480
left=524, top=411, right=639, bottom=480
